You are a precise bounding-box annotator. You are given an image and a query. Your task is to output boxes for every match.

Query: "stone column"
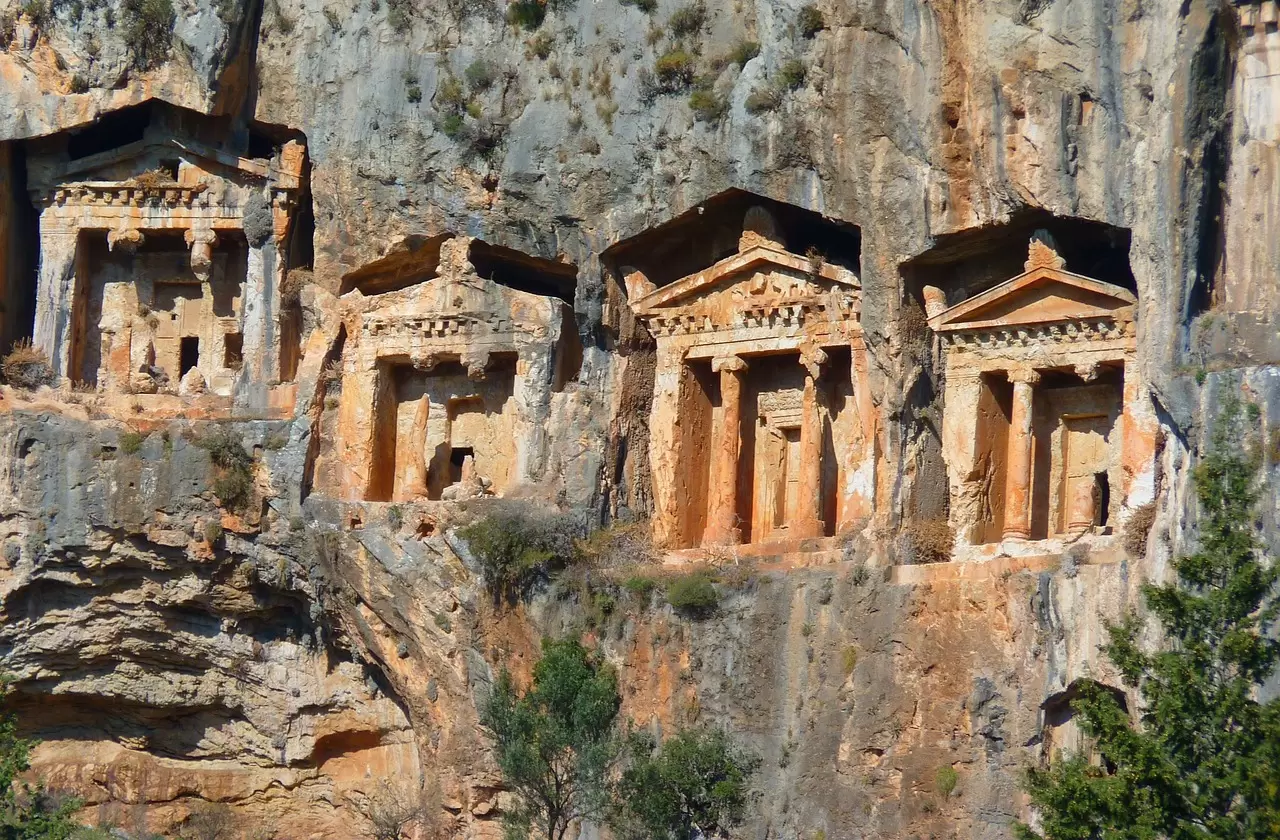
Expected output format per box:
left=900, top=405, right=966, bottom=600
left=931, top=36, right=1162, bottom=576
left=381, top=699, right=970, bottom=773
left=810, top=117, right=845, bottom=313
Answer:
left=32, top=224, right=79, bottom=379
left=794, top=348, right=828, bottom=539
left=703, top=355, right=747, bottom=546
left=1065, top=474, right=1097, bottom=535
left=1002, top=367, right=1040, bottom=541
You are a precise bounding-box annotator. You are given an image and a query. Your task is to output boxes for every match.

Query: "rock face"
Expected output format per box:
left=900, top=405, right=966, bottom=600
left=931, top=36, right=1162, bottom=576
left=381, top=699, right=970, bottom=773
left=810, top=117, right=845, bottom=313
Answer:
left=0, top=0, right=1277, bottom=837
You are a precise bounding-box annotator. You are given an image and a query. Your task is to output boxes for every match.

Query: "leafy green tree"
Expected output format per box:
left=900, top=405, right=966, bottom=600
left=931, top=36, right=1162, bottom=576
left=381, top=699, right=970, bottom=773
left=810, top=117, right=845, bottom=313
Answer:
left=615, top=726, right=758, bottom=840
left=480, top=638, right=621, bottom=840
left=0, top=682, right=80, bottom=840
left=1019, top=396, right=1280, bottom=840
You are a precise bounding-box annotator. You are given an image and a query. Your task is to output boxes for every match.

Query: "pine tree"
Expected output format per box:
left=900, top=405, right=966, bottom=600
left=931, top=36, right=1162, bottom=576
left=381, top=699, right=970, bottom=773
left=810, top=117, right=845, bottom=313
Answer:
left=1019, top=397, right=1280, bottom=840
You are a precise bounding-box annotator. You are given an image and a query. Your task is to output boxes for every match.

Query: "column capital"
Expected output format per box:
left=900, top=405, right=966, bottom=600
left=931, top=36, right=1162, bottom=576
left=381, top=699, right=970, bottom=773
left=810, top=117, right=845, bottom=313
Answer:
left=1007, top=366, right=1041, bottom=385
left=712, top=355, right=748, bottom=374
left=106, top=226, right=145, bottom=253
left=185, top=227, right=219, bottom=247
left=800, top=346, right=828, bottom=380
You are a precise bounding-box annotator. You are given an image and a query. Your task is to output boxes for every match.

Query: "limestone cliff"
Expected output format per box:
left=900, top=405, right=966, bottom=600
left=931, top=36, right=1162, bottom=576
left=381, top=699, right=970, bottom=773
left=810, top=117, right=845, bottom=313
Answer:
left=0, top=0, right=1276, bottom=837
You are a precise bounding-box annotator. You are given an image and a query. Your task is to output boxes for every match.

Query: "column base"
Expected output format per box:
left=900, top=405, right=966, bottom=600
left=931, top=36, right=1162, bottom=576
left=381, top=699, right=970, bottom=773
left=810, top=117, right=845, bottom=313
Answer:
left=791, top=519, right=825, bottom=540
left=702, top=523, right=741, bottom=548
left=1001, top=527, right=1031, bottom=542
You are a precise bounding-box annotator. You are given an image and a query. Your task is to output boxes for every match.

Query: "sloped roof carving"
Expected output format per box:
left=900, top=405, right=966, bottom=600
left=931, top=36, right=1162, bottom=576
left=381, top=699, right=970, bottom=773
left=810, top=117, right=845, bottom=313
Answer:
left=634, top=243, right=857, bottom=314
left=928, top=242, right=1136, bottom=334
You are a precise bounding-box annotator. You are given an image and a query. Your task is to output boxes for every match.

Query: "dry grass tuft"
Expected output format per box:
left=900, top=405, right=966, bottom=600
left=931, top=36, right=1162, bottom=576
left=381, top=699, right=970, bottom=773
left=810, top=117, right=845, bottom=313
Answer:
left=1122, top=502, right=1157, bottom=558
left=1, top=340, right=53, bottom=389
left=902, top=517, right=955, bottom=564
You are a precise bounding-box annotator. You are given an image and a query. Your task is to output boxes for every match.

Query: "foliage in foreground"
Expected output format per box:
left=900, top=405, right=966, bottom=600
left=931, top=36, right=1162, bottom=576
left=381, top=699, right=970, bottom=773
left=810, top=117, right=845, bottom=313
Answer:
left=615, top=726, right=758, bottom=840
left=1019, top=394, right=1280, bottom=840
left=0, top=682, right=81, bottom=840
left=481, top=638, right=621, bottom=840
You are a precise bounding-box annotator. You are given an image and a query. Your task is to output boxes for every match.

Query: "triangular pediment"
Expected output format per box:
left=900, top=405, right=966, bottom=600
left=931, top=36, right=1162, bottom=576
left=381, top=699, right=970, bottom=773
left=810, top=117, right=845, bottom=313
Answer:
left=634, top=244, right=857, bottom=314
left=53, top=137, right=293, bottom=188
left=928, top=267, right=1136, bottom=333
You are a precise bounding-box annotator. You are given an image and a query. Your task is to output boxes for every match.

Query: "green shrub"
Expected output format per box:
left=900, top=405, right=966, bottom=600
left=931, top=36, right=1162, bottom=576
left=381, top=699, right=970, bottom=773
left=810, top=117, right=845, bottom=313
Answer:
left=936, top=765, right=958, bottom=798
left=196, top=426, right=254, bottom=510
left=119, top=430, right=145, bottom=455
left=407, top=83, right=422, bottom=103
left=798, top=3, right=824, bottom=38
left=69, top=74, right=91, bottom=94
left=387, top=0, right=412, bottom=30
left=507, top=0, right=546, bottom=29
left=689, top=87, right=726, bottom=122
left=654, top=49, right=695, bottom=91
left=621, top=0, right=658, bottom=10
left=203, top=520, right=224, bottom=545
left=842, top=645, right=858, bottom=676
left=440, top=113, right=465, bottom=138
left=466, top=59, right=498, bottom=91
left=728, top=39, right=760, bottom=67
left=666, top=570, right=718, bottom=616
left=624, top=575, right=658, bottom=601
left=744, top=85, right=782, bottom=114
left=778, top=58, right=806, bottom=90
left=20, top=0, right=50, bottom=28
left=122, top=0, right=175, bottom=70
left=437, top=75, right=465, bottom=108
left=458, top=507, right=583, bottom=603
left=323, top=7, right=341, bottom=31
left=668, top=2, right=706, bottom=37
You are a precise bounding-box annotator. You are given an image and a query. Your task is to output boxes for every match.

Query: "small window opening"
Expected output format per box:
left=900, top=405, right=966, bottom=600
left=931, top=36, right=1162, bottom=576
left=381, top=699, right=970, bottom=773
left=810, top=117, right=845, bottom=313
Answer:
left=158, top=158, right=180, bottom=181
left=449, top=446, right=474, bottom=485
left=1078, top=94, right=1094, bottom=126
left=179, top=337, right=200, bottom=377
left=1093, top=472, right=1110, bottom=527
left=223, top=333, right=243, bottom=370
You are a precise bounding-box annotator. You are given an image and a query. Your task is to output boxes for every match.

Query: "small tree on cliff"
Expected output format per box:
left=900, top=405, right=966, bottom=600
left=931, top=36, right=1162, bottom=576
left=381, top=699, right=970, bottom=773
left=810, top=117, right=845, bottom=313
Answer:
left=0, top=682, right=80, bottom=840
left=1019, top=396, right=1280, bottom=840
left=480, top=638, right=621, bottom=840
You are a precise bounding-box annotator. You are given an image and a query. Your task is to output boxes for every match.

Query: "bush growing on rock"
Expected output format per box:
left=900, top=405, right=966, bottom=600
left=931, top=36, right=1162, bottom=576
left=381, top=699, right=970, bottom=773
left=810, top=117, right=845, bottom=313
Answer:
left=180, top=801, right=236, bottom=840
left=1, top=340, right=54, bottom=390
left=728, top=39, right=760, bottom=67
left=465, top=59, right=498, bottom=92
left=1121, top=501, right=1156, bottom=557
left=459, top=506, right=583, bottom=603
left=902, top=517, right=954, bottom=564
left=123, top=0, right=175, bottom=70
left=196, top=426, right=254, bottom=511
left=666, top=569, right=719, bottom=616
left=668, top=1, right=706, bottom=37
left=798, top=4, right=824, bottom=37
left=654, top=49, right=695, bottom=91
left=118, top=430, right=145, bottom=455
left=689, top=87, right=727, bottom=122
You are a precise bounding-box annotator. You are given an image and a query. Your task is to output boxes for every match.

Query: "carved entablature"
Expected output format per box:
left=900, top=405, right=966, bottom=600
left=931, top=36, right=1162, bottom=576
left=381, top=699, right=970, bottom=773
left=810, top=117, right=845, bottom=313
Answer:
left=634, top=241, right=862, bottom=356
left=928, top=241, right=1138, bottom=372
left=354, top=267, right=563, bottom=371
left=30, top=136, right=304, bottom=237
